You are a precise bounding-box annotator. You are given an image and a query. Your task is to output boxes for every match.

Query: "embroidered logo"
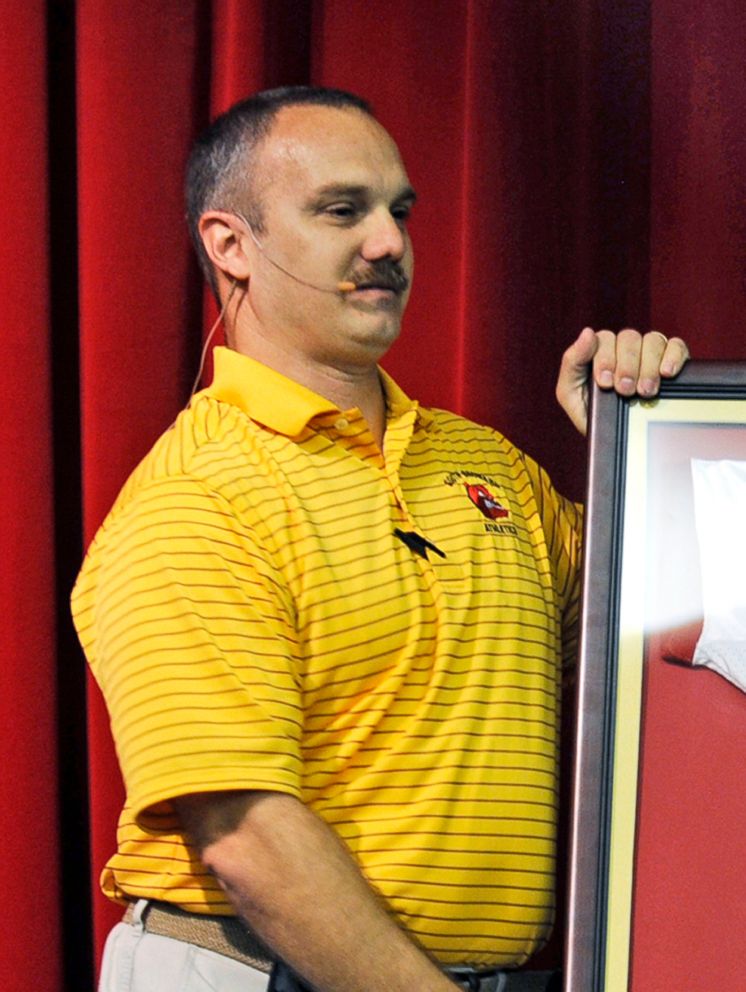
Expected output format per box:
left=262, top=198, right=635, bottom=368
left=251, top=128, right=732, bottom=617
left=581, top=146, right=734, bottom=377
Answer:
left=465, top=483, right=510, bottom=520
left=443, top=469, right=518, bottom=536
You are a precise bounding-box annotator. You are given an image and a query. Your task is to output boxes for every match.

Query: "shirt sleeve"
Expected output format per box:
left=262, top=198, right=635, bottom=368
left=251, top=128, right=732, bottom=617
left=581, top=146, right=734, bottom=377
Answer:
left=72, top=474, right=303, bottom=829
left=520, top=453, right=584, bottom=676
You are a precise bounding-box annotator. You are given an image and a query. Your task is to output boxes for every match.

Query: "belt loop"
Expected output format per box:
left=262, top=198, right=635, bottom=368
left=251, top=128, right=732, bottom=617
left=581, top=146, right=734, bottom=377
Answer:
left=130, top=899, right=150, bottom=933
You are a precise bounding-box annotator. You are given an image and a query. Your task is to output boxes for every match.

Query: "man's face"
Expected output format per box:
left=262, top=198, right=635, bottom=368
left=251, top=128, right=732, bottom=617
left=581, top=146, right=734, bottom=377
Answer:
left=239, top=105, right=415, bottom=369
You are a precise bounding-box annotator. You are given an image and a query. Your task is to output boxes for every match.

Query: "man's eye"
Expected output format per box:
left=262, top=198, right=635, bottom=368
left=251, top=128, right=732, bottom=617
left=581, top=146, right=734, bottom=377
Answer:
left=324, top=203, right=358, bottom=220
left=391, top=203, right=413, bottom=223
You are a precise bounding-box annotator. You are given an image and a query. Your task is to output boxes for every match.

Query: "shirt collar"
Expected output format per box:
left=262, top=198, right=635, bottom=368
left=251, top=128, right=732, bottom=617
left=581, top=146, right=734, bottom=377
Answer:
left=378, top=367, right=434, bottom=428
left=201, top=346, right=432, bottom=435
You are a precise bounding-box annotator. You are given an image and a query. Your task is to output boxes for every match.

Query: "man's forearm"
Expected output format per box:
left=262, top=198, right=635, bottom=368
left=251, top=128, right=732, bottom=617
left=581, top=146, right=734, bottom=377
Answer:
left=177, top=790, right=457, bottom=992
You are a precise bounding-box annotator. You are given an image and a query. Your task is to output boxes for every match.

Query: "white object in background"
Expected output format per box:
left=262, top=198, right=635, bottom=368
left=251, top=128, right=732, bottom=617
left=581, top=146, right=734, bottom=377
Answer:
left=690, top=458, right=746, bottom=693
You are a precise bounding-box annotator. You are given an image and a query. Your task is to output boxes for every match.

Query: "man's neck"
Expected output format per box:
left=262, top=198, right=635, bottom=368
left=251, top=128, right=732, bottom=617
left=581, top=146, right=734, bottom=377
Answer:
left=231, top=331, right=387, bottom=449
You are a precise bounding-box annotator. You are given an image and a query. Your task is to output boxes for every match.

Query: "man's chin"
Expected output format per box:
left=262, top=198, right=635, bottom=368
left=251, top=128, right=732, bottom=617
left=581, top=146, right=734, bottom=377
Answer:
left=344, top=317, right=403, bottom=364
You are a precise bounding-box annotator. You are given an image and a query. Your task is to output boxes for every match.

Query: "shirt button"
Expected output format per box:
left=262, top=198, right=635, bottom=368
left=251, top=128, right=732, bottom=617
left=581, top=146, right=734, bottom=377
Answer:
left=335, top=417, right=349, bottom=430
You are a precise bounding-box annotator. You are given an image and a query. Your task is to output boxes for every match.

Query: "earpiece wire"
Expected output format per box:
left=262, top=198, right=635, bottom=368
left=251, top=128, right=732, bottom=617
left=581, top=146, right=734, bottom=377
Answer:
left=186, top=279, right=241, bottom=405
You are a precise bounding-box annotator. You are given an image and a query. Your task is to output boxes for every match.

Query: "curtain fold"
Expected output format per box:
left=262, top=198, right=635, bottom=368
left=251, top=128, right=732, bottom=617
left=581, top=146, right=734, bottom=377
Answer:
left=0, top=1, right=61, bottom=989
left=77, top=0, right=206, bottom=953
left=650, top=0, right=746, bottom=352
left=1, top=2, right=744, bottom=988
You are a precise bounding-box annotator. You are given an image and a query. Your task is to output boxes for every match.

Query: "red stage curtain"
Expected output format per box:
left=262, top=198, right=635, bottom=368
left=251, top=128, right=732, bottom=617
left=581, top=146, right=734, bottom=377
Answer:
left=0, top=3, right=61, bottom=990
left=77, top=0, right=206, bottom=958
left=0, top=2, right=744, bottom=988
left=651, top=0, right=746, bottom=355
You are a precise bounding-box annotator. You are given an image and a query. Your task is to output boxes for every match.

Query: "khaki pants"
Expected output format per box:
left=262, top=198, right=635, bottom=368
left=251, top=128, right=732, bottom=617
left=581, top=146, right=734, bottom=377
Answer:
left=98, top=900, right=269, bottom=991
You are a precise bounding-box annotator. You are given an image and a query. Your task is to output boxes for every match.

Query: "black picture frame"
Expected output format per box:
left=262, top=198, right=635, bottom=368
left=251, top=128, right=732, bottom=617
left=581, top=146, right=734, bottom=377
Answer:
left=564, top=362, right=746, bottom=992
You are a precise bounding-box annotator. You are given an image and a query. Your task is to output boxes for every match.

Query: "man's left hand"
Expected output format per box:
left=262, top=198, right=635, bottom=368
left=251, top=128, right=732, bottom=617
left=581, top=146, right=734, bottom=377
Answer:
left=556, top=326, right=690, bottom=435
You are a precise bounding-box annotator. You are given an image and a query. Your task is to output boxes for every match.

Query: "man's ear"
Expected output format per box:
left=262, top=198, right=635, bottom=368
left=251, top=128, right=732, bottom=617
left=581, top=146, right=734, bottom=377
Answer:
left=198, top=211, right=252, bottom=282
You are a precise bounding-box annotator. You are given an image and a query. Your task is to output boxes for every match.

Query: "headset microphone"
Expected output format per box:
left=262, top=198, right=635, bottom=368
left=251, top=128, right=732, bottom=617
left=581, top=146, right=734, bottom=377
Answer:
left=241, top=216, right=358, bottom=295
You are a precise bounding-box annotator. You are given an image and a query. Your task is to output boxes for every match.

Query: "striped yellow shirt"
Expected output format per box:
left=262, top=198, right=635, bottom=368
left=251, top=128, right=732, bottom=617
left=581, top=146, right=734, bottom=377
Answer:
left=72, top=346, right=581, bottom=968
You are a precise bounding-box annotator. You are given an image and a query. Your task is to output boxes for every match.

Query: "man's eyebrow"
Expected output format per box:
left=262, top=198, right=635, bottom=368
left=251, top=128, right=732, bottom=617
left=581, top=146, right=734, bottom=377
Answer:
left=307, top=183, right=418, bottom=203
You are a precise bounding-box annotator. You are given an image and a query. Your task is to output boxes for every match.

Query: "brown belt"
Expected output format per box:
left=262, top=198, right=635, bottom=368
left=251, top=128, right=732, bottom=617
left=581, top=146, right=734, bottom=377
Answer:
left=122, top=901, right=560, bottom=990
left=123, top=900, right=273, bottom=972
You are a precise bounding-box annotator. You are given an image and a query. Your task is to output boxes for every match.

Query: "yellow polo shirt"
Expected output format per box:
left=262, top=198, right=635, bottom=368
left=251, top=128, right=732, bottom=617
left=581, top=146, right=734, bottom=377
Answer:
left=72, top=346, right=581, bottom=968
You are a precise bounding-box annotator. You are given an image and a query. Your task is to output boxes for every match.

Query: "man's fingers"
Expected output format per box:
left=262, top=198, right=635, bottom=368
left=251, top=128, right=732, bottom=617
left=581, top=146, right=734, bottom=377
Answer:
left=556, top=326, right=690, bottom=438
left=660, top=335, right=690, bottom=377
left=637, top=330, right=669, bottom=396
left=594, top=328, right=641, bottom=395
left=556, top=326, right=599, bottom=388
left=593, top=329, right=689, bottom=397
left=634, top=331, right=689, bottom=391
left=555, top=327, right=599, bottom=435
left=567, top=325, right=601, bottom=367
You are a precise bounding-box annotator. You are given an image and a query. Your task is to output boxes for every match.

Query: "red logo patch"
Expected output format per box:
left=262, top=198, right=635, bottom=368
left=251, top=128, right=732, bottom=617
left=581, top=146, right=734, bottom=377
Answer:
left=465, top=484, right=510, bottom=520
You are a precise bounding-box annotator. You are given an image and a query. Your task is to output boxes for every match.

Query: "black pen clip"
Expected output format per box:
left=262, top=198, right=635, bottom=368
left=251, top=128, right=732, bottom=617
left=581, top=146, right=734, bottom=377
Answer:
left=394, top=528, right=446, bottom=560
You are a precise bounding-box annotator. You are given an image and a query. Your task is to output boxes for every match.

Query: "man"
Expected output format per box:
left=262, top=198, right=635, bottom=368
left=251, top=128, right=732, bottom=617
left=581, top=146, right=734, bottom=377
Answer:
left=72, top=87, right=688, bottom=992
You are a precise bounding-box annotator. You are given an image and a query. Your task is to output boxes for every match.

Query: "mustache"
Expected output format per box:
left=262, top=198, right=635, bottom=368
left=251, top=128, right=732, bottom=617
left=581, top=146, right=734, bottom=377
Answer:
left=348, top=260, right=410, bottom=293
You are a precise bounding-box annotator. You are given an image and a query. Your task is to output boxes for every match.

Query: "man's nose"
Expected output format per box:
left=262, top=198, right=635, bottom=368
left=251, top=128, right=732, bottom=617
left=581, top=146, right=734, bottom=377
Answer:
left=360, top=208, right=407, bottom=261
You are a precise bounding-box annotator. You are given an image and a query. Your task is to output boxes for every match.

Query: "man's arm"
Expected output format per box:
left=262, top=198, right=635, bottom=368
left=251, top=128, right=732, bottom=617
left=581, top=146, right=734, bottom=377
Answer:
left=175, top=789, right=457, bottom=992
left=556, top=326, right=690, bottom=435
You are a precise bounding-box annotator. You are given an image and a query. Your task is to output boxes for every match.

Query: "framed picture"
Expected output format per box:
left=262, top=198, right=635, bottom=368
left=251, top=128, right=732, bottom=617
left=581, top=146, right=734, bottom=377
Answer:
left=565, top=363, right=746, bottom=992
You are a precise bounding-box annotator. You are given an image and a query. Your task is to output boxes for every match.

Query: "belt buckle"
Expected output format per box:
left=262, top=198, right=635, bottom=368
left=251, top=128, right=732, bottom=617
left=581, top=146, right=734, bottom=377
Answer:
left=448, top=969, right=507, bottom=992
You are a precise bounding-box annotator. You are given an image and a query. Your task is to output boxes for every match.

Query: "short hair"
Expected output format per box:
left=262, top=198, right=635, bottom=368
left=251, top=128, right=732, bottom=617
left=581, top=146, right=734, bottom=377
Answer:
left=185, top=86, right=373, bottom=296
